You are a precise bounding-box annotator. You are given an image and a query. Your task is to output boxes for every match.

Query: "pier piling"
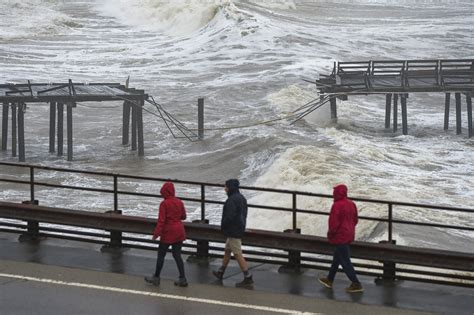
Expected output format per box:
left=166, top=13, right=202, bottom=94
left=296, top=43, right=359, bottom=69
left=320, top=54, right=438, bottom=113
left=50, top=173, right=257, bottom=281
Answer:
left=467, top=94, right=472, bottom=138
left=393, top=94, right=398, bottom=133
left=11, top=104, right=17, bottom=157
left=131, top=103, right=137, bottom=151
left=1, top=103, right=8, bottom=150
left=385, top=94, right=392, bottom=128
left=444, top=93, right=450, bottom=131
left=198, top=98, right=204, bottom=140
left=137, top=99, right=144, bottom=157
left=57, top=103, right=64, bottom=156
left=67, top=103, right=73, bottom=161
left=455, top=93, right=461, bottom=135
left=18, top=104, right=25, bottom=162
left=330, top=97, right=337, bottom=121
left=49, top=102, right=56, bottom=153
left=401, top=94, right=408, bottom=135
left=122, top=101, right=131, bottom=145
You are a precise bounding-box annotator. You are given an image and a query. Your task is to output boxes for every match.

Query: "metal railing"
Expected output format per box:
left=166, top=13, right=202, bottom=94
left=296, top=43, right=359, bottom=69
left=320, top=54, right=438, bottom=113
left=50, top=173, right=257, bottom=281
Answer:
left=0, top=162, right=473, bottom=244
left=0, top=162, right=473, bottom=287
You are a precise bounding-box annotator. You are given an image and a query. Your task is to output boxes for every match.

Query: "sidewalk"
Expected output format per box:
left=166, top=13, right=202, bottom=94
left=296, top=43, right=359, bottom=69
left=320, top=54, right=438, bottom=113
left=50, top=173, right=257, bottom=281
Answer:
left=0, top=232, right=471, bottom=314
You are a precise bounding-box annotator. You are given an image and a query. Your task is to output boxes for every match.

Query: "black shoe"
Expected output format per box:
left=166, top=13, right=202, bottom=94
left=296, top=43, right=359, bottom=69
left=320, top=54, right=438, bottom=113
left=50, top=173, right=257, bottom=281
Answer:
left=212, top=270, right=224, bottom=280
left=235, top=276, right=254, bottom=289
left=174, top=277, right=188, bottom=287
left=144, top=275, right=160, bottom=286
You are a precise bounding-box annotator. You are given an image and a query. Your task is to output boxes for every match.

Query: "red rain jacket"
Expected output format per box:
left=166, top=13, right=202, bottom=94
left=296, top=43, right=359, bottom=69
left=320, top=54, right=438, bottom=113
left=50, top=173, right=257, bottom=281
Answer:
left=327, top=184, right=358, bottom=245
left=152, top=182, right=187, bottom=244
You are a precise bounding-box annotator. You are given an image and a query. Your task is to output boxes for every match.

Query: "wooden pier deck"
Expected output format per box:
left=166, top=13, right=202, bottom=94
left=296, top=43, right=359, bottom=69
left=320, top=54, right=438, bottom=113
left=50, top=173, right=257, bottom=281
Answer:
left=315, top=59, right=473, bottom=137
left=0, top=81, right=149, bottom=161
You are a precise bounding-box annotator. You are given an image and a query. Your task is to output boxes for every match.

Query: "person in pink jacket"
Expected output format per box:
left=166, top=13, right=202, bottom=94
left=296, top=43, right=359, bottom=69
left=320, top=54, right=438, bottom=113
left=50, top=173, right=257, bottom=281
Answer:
left=145, top=182, right=188, bottom=287
left=319, top=184, right=364, bottom=293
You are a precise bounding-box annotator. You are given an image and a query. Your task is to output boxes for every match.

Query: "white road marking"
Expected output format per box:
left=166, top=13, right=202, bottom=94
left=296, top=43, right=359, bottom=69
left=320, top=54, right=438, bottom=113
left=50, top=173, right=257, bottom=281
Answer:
left=0, top=273, right=319, bottom=315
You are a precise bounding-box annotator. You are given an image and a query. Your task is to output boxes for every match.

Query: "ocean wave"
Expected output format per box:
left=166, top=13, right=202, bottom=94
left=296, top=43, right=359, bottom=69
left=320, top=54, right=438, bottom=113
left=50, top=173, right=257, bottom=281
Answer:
left=95, top=0, right=241, bottom=36
left=0, top=0, right=77, bottom=40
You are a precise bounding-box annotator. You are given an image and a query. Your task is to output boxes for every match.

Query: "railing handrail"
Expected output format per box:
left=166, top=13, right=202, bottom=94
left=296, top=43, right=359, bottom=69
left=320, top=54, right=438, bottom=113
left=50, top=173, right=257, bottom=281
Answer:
left=1, top=162, right=473, bottom=213
left=1, top=162, right=473, bottom=244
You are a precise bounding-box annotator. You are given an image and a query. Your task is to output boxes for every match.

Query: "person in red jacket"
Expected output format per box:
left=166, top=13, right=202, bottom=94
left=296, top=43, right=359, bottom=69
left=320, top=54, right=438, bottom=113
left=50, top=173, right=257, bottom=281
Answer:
left=145, top=182, right=188, bottom=287
left=319, top=184, right=364, bottom=293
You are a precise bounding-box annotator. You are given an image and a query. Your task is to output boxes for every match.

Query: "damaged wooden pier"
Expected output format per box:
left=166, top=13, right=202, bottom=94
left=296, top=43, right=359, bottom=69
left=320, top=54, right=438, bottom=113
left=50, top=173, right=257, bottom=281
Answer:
left=0, top=81, right=149, bottom=162
left=316, top=59, right=473, bottom=137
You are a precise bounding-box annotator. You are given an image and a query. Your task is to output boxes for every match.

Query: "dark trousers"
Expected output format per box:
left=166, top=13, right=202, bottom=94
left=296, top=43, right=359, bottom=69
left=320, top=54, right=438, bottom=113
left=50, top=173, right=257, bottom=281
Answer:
left=154, top=241, right=185, bottom=278
left=328, top=244, right=360, bottom=283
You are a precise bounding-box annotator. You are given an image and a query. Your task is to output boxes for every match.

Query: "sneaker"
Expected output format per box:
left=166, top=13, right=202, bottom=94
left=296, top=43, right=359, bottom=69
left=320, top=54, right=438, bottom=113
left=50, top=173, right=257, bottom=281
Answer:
left=144, top=276, right=160, bottom=286
left=235, top=276, right=254, bottom=289
left=346, top=282, right=364, bottom=293
left=318, top=277, right=333, bottom=289
left=174, top=277, right=188, bottom=287
left=212, top=270, right=224, bottom=280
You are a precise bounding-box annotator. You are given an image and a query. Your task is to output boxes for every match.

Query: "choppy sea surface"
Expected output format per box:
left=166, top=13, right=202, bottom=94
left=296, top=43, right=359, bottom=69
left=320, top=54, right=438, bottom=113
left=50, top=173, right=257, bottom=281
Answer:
left=0, top=0, right=473, bottom=251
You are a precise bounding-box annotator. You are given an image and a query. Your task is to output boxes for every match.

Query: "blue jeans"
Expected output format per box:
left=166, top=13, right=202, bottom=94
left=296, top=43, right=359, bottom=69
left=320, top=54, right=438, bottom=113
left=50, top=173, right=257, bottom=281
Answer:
left=328, top=244, right=360, bottom=283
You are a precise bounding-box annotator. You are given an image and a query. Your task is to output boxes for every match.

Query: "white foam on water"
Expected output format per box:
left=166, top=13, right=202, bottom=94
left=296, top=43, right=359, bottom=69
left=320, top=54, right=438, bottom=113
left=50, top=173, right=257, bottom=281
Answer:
left=95, top=0, right=240, bottom=36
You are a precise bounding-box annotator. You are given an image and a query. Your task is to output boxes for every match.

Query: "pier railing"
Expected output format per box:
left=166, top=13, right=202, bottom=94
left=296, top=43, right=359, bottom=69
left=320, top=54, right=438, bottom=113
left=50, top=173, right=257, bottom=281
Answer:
left=0, top=162, right=473, bottom=287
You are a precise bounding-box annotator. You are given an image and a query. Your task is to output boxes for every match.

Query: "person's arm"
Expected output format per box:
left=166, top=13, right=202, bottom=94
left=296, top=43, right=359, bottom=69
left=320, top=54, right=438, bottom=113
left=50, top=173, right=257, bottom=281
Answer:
left=222, top=199, right=237, bottom=228
left=354, top=202, right=359, bottom=226
left=327, top=204, right=341, bottom=239
left=152, top=203, right=166, bottom=240
left=181, top=201, right=187, bottom=221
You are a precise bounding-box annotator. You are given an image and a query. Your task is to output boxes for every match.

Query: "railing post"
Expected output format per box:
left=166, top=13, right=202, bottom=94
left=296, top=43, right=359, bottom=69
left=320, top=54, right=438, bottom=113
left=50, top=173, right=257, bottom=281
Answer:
left=388, top=203, right=393, bottom=242
left=101, top=210, right=124, bottom=252
left=200, top=184, right=205, bottom=221
left=375, top=239, right=397, bottom=284
left=376, top=203, right=397, bottom=284
left=30, top=166, right=35, bottom=203
left=279, top=193, right=302, bottom=273
left=113, top=175, right=118, bottom=212
left=187, top=184, right=210, bottom=262
left=19, top=200, right=40, bottom=242
left=292, top=192, right=297, bottom=230
left=279, top=228, right=302, bottom=274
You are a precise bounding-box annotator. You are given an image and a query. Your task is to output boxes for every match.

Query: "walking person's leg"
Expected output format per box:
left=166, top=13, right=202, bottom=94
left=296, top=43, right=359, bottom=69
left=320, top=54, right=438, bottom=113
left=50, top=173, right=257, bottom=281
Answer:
left=145, top=242, right=170, bottom=285
left=171, top=242, right=188, bottom=287
left=337, top=244, right=363, bottom=292
left=319, top=247, right=340, bottom=288
left=231, top=238, right=253, bottom=288
left=212, top=239, right=232, bottom=280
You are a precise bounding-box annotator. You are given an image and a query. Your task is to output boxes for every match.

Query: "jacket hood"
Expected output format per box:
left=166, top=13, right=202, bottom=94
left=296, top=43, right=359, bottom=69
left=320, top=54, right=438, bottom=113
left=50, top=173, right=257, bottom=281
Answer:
left=333, top=184, right=348, bottom=201
left=225, top=179, right=240, bottom=196
left=160, top=182, right=175, bottom=199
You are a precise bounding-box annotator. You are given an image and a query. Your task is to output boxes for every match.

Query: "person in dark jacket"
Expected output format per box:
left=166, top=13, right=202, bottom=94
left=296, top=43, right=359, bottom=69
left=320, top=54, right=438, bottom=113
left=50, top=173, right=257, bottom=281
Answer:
left=212, top=179, right=254, bottom=288
left=145, top=182, right=188, bottom=287
left=319, top=184, right=364, bottom=293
